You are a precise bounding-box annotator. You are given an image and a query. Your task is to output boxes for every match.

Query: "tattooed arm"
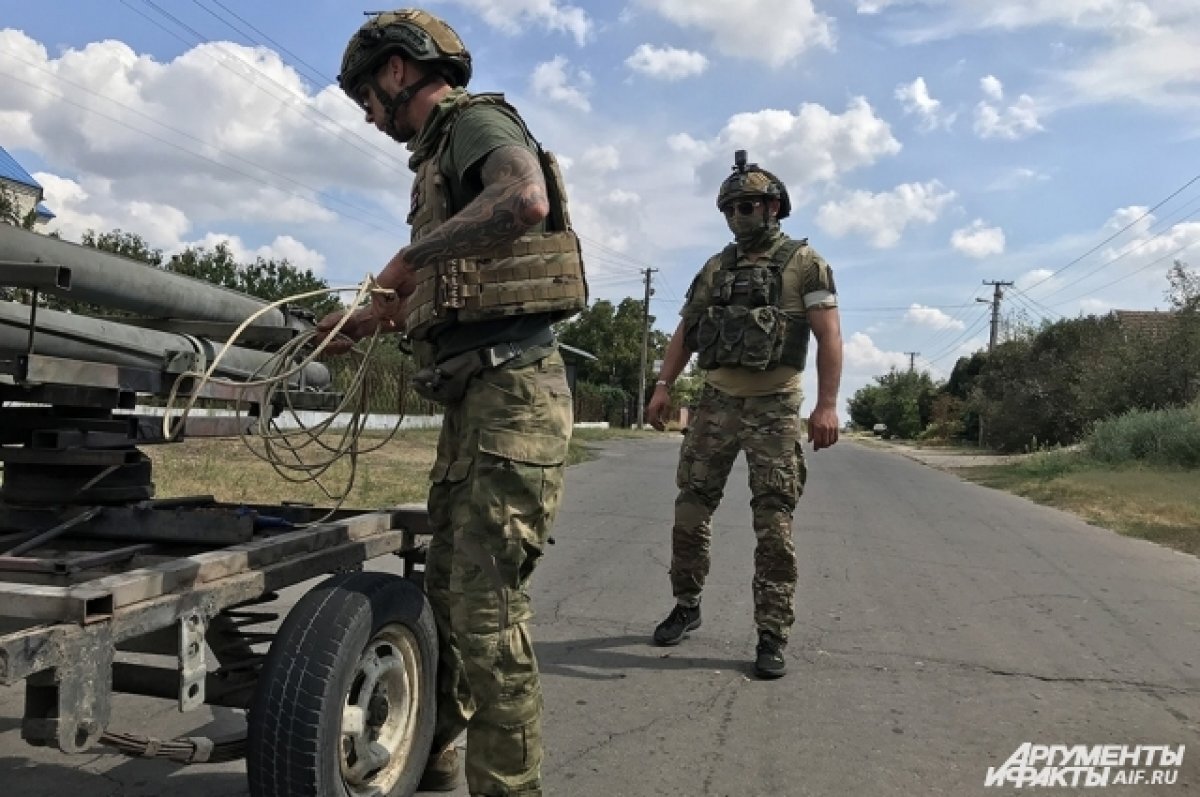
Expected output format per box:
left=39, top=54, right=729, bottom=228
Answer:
left=375, top=144, right=549, bottom=296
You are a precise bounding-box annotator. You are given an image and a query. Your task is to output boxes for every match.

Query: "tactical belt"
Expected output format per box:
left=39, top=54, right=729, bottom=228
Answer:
left=412, top=327, right=557, bottom=404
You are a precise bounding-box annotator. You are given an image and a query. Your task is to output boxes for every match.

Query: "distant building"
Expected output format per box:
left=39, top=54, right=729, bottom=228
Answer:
left=1111, top=309, right=1175, bottom=340
left=0, top=145, right=54, bottom=226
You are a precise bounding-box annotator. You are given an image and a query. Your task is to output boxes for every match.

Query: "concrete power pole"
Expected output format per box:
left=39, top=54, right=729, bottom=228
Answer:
left=979, top=280, right=1014, bottom=352
left=905, top=351, right=919, bottom=372
left=976, top=280, right=1013, bottom=447
left=636, top=267, right=658, bottom=429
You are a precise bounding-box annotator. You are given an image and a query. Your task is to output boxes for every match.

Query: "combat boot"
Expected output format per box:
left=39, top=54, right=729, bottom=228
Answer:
left=417, top=744, right=461, bottom=792
left=652, top=603, right=701, bottom=646
left=754, top=630, right=787, bottom=679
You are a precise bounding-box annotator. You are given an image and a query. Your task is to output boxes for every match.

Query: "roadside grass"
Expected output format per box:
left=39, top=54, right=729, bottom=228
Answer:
left=148, top=426, right=651, bottom=508
left=964, top=452, right=1200, bottom=556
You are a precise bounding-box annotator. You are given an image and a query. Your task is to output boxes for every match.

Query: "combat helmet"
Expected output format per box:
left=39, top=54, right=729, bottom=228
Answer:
left=338, top=9, right=472, bottom=102
left=716, top=150, right=791, bottom=220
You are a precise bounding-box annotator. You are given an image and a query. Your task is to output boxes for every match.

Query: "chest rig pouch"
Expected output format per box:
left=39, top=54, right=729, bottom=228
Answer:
left=691, top=239, right=810, bottom=371
left=405, top=93, right=588, bottom=347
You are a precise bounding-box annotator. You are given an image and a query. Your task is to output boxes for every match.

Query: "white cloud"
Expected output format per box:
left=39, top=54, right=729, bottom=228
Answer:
left=987, top=167, right=1050, bottom=191
left=816, top=181, right=957, bottom=248
left=680, top=98, right=902, bottom=195
left=579, top=145, right=620, bottom=173
left=974, top=93, right=1044, bottom=140
left=634, top=0, right=835, bottom=67
left=625, top=44, right=709, bottom=81
left=951, top=219, right=1006, bottom=258
left=530, top=56, right=592, bottom=112
left=433, top=0, right=592, bottom=45
left=905, top=304, right=966, bottom=330
left=980, top=74, right=1004, bottom=101
left=1016, top=268, right=1059, bottom=292
left=895, top=76, right=955, bottom=131
left=843, top=332, right=910, bottom=372
left=184, top=232, right=327, bottom=274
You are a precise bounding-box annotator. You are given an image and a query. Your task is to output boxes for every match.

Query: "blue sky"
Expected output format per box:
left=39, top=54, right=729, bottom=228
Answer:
left=3, top=1, right=1200, bottom=413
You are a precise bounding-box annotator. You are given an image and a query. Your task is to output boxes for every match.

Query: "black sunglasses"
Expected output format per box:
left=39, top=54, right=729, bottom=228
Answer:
left=720, top=200, right=762, bottom=216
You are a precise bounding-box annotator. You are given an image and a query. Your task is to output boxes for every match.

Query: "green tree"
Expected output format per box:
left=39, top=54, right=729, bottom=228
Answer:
left=556, top=297, right=669, bottom=397
left=847, top=368, right=938, bottom=438
left=167, top=242, right=340, bottom=318
left=82, top=228, right=164, bottom=266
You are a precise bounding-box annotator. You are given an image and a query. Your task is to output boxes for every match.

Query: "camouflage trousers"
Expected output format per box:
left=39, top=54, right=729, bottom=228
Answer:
left=671, top=384, right=807, bottom=640
left=425, top=347, right=571, bottom=797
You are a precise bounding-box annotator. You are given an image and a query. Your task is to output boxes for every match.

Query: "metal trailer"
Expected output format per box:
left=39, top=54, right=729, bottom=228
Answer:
left=0, top=249, right=440, bottom=797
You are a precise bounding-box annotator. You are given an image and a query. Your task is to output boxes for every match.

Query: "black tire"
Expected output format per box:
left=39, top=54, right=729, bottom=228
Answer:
left=246, top=572, right=437, bottom=797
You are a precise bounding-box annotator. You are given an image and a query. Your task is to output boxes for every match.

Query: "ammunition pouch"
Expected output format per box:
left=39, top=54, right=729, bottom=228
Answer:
left=411, top=327, right=556, bottom=404
left=695, top=305, right=788, bottom=371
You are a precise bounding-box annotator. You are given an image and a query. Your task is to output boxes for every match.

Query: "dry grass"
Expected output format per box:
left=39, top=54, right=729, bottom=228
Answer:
left=146, top=426, right=649, bottom=509
left=965, top=463, right=1200, bottom=556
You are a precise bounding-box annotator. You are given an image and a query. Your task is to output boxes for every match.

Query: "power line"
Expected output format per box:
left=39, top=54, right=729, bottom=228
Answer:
left=1021, top=172, right=1200, bottom=295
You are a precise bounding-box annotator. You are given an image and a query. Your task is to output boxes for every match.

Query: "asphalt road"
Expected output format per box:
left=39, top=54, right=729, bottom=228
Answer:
left=2, top=437, right=1197, bottom=796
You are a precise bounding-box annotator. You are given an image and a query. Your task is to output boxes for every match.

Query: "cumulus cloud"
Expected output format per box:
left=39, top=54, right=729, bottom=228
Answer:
left=895, top=76, right=955, bottom=131
left=530, top=56, right=592, bottom=112
left=579, top=145, right=620, bottom=173
left=183, top=232, right=327, bottom=274
left=677, top=98, right=902, bottom=196
left=816, top=181, right=957, bottom=248
left=625, top=44, right=709, bottom=81
left=973, top=77, right=1043, bottom=140
left=634, top=0, right=835, bottom=67
left=980, top=74, right=1004, bottom=101
left=434, top=0, right=592, bottom=45
left=905, top=304, right=966, bottom=331
left=951, top=219, right=1006, bottom=258
left=987, top=167, right=1050, bottom=192
left=843, top=332, right=910, bottom=372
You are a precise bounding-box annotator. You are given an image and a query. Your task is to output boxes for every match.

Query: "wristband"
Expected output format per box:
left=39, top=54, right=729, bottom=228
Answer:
left=655, top=380, right=671, bottom=388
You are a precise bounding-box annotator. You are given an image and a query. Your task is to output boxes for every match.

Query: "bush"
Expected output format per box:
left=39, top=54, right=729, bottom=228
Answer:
left=1085, top=402, right=1200, bottom=468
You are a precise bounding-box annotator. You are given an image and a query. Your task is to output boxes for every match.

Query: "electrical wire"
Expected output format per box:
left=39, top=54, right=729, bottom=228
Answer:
left=161, top=278, right=407, bottom=521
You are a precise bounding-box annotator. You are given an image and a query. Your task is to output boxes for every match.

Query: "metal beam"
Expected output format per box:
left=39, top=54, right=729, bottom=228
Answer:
left=0, top=224, right=311, bottom=329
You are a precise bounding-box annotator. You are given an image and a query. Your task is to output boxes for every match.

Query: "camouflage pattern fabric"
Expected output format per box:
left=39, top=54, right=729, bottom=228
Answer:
left=671, top=383, right=807, bottom=639
left=424, top=348, right=571, bottom=797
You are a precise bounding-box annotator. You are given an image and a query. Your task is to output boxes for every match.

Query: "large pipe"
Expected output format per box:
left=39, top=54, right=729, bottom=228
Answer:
left=0, top=300, right=329, bottom=388
left=0, top=224, right=309, bottom=329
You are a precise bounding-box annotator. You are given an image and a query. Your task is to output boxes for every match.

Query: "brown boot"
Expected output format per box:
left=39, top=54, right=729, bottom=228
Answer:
left=417, top=745, right=462, bottom=792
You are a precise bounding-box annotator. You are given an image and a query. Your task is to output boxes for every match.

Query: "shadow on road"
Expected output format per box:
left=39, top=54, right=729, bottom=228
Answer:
left=0, top=755, right=250, bottom=796
left=538, top=634, right=756, bottom=680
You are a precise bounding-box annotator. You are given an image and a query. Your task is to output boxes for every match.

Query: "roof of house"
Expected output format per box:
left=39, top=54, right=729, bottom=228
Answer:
left=0, top=146, right=43, bottom=191
left=1112, top=309, right=1175, bottom=337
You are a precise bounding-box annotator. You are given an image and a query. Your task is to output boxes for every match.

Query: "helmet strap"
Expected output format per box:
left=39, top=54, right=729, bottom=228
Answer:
left=364, top=70, right=440, bottom=138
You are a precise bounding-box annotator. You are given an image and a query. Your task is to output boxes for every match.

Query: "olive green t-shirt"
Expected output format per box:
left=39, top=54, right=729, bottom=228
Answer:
left=681, top=234, right=838, bottom=398
left=409, top=93, right=553, bottom=362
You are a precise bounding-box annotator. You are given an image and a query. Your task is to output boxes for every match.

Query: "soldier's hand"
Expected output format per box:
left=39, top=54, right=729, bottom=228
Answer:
left=370, top=288, right=409, bottom=329
left=646, top=384, right=672, bottom=431
left=807, top=405, right=840, bottom=451
left=313, top=309, right=360, bottom=357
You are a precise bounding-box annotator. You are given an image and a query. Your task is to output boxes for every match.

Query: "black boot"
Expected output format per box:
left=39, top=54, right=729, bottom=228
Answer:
left=754, top=631, right=787, bottom=679
left=652, top=603, right=701, bottom=646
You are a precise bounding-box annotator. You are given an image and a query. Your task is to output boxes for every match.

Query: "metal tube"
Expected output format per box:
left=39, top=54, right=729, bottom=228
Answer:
left=0, top=224, right=308, bottom=329
left=0, top=300, right=329, bottom=387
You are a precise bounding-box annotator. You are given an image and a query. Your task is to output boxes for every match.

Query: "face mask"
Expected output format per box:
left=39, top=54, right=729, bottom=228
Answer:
left=724, top=202, right=779, bottom=249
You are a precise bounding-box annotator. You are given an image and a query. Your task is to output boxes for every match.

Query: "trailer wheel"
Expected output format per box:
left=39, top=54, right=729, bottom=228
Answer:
left=247, top=572, right=437, bottom=797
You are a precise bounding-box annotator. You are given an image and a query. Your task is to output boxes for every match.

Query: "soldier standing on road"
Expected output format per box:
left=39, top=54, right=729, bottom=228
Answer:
left=645, top=151, right=843, bottom=679
left=315, top=9, right=587, bottom=795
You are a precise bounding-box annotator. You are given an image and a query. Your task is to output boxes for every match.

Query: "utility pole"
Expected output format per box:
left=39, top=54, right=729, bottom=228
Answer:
left=636, top=267, right=658, bottom=429
left=976, top=279, right=1013, bottom=447
left=978, top=280, right=1013, bottom=352
left=905, top=351, right=919, bottom=372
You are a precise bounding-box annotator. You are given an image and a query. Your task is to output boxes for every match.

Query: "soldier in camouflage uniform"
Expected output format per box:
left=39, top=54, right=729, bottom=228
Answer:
left=316, top=9, right=587, bottom=796
left=646, top=151, right=843, bottom=679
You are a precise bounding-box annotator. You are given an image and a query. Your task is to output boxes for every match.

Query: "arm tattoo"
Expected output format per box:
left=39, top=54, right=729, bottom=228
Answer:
left=403, top=145, right=549, bottom=269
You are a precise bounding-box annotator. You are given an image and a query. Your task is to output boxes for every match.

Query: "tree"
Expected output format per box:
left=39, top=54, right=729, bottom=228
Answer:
left=0, top=186, right=37, bottom=229
left=556, top=297, right=669, bottom=397
left=847, top=368, right=938, bottom=438
left=167, top=242, right=340, bottom=318
left=1166, top=259, right=1200, bottom=312
left=82, top=228, right=164, bottom=266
